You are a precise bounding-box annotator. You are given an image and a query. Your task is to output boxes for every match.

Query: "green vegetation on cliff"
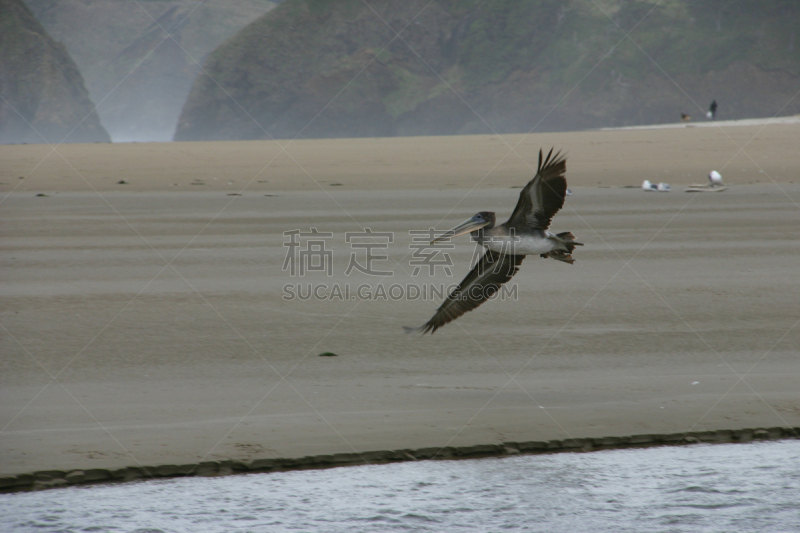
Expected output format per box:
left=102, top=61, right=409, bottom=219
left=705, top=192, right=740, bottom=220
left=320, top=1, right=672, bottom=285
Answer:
left=175, top=0, right=800, bottom=141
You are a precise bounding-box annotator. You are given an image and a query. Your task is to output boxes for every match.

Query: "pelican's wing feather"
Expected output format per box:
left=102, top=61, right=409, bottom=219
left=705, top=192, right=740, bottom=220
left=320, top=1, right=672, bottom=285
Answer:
left=506, top=148, right=567, bottom=230
left=404, top=250, right=524, bottom=335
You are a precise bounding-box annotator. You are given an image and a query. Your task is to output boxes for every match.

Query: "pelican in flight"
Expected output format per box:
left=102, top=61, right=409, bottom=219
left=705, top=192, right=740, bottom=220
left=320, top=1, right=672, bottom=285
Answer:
left=404, top=149, right=582, bottom=335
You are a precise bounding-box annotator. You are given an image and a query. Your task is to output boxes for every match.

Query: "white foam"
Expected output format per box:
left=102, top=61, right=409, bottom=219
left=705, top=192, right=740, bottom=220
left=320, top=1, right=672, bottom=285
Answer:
left=601, top=115, right=800, bottom=131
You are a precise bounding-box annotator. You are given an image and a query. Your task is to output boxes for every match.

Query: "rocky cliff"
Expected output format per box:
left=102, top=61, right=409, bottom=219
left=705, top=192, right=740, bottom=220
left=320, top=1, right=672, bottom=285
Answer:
left=24, top=0, right=277, bottom=141
left=0, top=0, right=109, bottom=144
left=175, top=0, right=800, bottom=141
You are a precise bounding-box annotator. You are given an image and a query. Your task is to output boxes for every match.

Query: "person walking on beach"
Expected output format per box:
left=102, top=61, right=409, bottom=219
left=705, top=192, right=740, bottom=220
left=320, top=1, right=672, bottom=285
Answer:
left=708, top=100, right=717, bottom=120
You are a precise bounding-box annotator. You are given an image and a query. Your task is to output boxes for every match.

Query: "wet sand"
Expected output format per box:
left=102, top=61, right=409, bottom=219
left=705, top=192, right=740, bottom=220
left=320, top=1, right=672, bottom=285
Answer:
left=1, top=120, right=799, bottom=484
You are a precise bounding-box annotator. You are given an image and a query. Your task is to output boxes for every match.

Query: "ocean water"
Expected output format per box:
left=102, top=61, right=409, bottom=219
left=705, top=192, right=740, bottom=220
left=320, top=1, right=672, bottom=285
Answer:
left=2, top=440, right=799, bottom=533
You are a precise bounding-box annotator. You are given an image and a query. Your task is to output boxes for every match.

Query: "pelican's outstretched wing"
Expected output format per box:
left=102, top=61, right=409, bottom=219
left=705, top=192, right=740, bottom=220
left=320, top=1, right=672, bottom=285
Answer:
left=506, top=148, right=567, bottom=230
left=404, top=250, right=525, bottom=335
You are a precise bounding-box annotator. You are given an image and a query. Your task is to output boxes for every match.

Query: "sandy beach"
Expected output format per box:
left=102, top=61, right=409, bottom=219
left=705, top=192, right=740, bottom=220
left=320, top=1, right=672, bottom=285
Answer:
left=1, top=120, right=799, bottom=487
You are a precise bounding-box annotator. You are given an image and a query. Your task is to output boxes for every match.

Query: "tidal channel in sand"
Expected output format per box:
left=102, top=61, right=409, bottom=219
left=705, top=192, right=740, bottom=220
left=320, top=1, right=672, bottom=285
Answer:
left=2, top=440, right=800, bottom=532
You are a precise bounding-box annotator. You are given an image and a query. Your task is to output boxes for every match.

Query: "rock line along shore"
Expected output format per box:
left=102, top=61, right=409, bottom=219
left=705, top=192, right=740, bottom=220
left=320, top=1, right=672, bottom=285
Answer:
left=3, top=427, right=797, bottom=493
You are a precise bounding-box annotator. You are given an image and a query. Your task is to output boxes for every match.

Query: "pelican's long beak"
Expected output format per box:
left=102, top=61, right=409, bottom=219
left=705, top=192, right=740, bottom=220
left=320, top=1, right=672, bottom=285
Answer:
left=431, top=217, right=490, bottom=244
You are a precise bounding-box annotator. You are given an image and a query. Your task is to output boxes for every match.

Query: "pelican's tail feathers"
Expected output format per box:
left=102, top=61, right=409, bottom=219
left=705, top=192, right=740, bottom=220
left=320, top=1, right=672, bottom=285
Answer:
left=543, top=232, right=582, bottom=264
left=554, top=231, right=584, bottom=247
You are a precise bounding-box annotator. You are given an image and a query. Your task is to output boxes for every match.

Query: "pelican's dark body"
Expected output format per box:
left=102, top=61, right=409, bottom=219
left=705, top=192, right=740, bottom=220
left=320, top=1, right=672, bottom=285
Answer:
left=404, top=149, right=582, bottom=335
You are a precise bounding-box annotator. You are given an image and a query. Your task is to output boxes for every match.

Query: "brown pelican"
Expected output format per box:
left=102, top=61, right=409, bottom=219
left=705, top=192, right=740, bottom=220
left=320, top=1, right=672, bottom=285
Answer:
left=404, top=148, right=582, bottom=335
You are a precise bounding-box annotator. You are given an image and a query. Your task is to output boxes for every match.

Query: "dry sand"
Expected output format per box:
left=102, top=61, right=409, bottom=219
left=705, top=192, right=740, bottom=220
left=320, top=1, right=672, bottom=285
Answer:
left=1, top=120, right=799, bottom=484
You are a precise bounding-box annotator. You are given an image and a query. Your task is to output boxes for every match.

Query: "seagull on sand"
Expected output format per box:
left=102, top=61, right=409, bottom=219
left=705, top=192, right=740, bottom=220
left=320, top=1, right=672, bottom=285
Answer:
left=404, top=149, right=582, bottom=335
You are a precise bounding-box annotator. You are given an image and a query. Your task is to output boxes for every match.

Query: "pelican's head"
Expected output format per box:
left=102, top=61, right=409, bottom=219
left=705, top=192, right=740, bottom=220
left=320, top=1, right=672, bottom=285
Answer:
left=431, top=211, right=495, bottom=244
